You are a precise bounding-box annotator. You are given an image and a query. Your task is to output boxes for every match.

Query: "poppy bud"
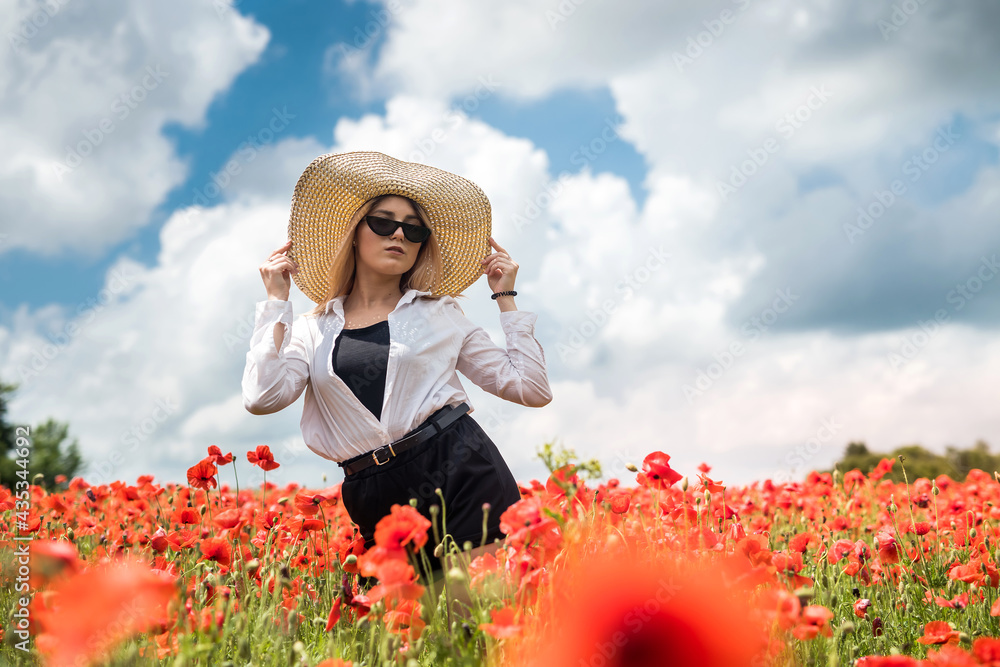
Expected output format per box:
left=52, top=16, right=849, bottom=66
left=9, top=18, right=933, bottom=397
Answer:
left=344, top=555, right=357, bottom=567
left=625, top=463, right=638, bottom=472
left=970, top=528, right=978, bottom=539
left=434, top=542, right=445, bottom=558
left=246, top=559, right=260, bottom=575
left=409, top=498, right=418, bottom=507
left=446, top=567, right=466, bottom=583
left=680, top=476, right=688, bottom=491
left=463, top=541, right=473, bottom=552
left=932, top=481, right=940, bottom=496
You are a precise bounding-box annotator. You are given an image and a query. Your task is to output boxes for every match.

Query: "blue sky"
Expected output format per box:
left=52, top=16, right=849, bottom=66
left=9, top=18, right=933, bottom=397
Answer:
left=2, top=0, right=1000, bottom=490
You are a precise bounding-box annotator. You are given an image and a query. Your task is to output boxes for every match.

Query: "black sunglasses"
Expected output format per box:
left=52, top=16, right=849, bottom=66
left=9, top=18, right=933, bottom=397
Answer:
left=364, top=215, right=431, bottom=244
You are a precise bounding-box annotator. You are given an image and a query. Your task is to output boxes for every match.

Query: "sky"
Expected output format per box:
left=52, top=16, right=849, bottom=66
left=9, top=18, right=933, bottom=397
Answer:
left=2, top=0, right=999, bottom=492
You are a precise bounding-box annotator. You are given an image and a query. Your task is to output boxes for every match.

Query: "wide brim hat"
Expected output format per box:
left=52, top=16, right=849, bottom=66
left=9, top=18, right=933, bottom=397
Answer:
left=287, top=151, right=492, bottom=302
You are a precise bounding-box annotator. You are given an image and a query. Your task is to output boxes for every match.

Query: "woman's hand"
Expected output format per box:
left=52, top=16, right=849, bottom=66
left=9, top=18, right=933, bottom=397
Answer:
left=260, top=240, right=298, bottom=301
left=481, top=236, right=518, bottom=294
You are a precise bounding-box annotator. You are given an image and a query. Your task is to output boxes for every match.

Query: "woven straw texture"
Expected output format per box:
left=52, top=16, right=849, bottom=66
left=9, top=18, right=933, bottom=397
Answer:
left=287, top=151, right=492, bottom=302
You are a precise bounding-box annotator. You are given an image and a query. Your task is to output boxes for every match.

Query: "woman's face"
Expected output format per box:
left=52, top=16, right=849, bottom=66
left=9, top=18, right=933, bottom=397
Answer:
left=353, top=195, right=426, bottom=278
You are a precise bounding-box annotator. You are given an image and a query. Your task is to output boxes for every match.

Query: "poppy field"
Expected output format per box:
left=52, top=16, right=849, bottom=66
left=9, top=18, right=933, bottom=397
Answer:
left=3, top=444, right=1000, bottom=666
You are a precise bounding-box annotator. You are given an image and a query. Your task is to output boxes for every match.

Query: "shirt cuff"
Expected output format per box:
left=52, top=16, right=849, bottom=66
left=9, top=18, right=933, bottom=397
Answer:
left=251, top=299, right=293, bottom=355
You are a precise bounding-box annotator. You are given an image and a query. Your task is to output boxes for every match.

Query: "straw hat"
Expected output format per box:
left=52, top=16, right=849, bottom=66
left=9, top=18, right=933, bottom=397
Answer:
left=287, top=151, right=492, bottom=302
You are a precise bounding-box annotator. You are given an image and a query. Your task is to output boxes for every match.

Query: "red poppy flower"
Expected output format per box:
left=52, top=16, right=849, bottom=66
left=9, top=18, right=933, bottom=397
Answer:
left=792, top=605, right=834, bottom=640
left=917, top=620, right=961, bottom=646
left=868, top=457, right=895, bottom=482
left=171, top=507, right=202, bottom=525
left=325, top=598, right=342, bottom=632
left=29, top=539, right=81, bottom=587
left=509, top=551, right=764, bottom=667
left=207, top=445, right=233, bottom=466
left=697, top=472, right=725, bottom=493
left=853, top=598, right=871, bottom=619
left=480, top=607, right=521, bottom=639
left=365, top=559, right=425, bottom=603
left=788, top=532, right=819, bottom=554
left=636, top=451, right=683, bottom=489
left=855, top=657, right=920, bottom=666
left=294, top=490, right=337, bottom=516
left=165, top=529, right=198, bottom=551
left=373, top=504, right=432, bottom=552
left=875, top=530, right=900, bottom=564
left=499, top=496, right=562, bottom=554
left=973, top=637, right=1000, bottom=663
left=186, top=459, right=218, bottom=490
left=33, top=559, right=177, bottom=667
left=149, top=528, right=169, bottom=553
left=247, top=445, right=280, bottom=471
left=199, top=538, right=232, bottom=568
left=213, top=508, right=242, bottom=530
left=609, top=492, right=630, bottom=514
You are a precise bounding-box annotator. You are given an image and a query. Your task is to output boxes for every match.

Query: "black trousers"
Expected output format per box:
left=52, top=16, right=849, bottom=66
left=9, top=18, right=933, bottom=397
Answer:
left=340, top=412, right=521, bottom=565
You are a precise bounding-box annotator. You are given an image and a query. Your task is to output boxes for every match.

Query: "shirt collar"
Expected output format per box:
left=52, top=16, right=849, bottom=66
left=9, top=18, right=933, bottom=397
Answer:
left=323, top=288, right=430, bottom=317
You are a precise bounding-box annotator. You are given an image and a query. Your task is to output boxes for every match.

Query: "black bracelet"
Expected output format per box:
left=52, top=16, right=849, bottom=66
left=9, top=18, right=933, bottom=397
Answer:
left=491, top=290, right=517, bottom=300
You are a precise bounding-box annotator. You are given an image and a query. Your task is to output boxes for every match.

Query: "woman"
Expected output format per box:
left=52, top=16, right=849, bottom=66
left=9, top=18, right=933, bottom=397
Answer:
left=241, top=151, right=552, bottom=578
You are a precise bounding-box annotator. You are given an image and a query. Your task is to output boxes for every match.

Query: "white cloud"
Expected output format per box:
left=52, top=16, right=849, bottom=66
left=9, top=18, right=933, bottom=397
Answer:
left=0, top=0, right=269, bottom=258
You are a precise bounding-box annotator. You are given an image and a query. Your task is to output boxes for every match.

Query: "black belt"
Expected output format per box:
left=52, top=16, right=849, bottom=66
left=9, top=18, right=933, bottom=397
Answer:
left=338, top=402, right=470, bottom=476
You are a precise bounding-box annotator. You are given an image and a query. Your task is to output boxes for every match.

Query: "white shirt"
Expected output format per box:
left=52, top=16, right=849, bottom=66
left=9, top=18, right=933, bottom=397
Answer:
left=241, top=288, right=552, bottom=463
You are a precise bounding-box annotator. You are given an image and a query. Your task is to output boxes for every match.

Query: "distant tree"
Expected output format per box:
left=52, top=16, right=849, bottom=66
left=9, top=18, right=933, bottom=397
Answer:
left=0, top=381, right=84, bottom=491
left=831, top=439, right=1000, bottom=484
left=946, top=440, right=1000, bottom=480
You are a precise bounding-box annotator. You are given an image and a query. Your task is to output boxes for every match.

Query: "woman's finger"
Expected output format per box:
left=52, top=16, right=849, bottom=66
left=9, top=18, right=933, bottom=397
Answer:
left=269, top=240, right=292, bottom=258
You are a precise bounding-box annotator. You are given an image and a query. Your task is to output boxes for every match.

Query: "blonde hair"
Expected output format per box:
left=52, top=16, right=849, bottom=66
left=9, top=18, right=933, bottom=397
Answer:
left=306, top=195, right=450, bottom=317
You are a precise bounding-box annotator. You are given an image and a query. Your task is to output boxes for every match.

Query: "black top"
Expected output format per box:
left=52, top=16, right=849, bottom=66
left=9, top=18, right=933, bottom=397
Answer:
left=332, top=320, right=390, bottom=421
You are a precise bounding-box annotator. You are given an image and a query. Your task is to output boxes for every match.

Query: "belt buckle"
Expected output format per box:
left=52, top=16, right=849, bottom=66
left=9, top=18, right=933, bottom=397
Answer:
left=371, top=445, right=394, bottom=466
